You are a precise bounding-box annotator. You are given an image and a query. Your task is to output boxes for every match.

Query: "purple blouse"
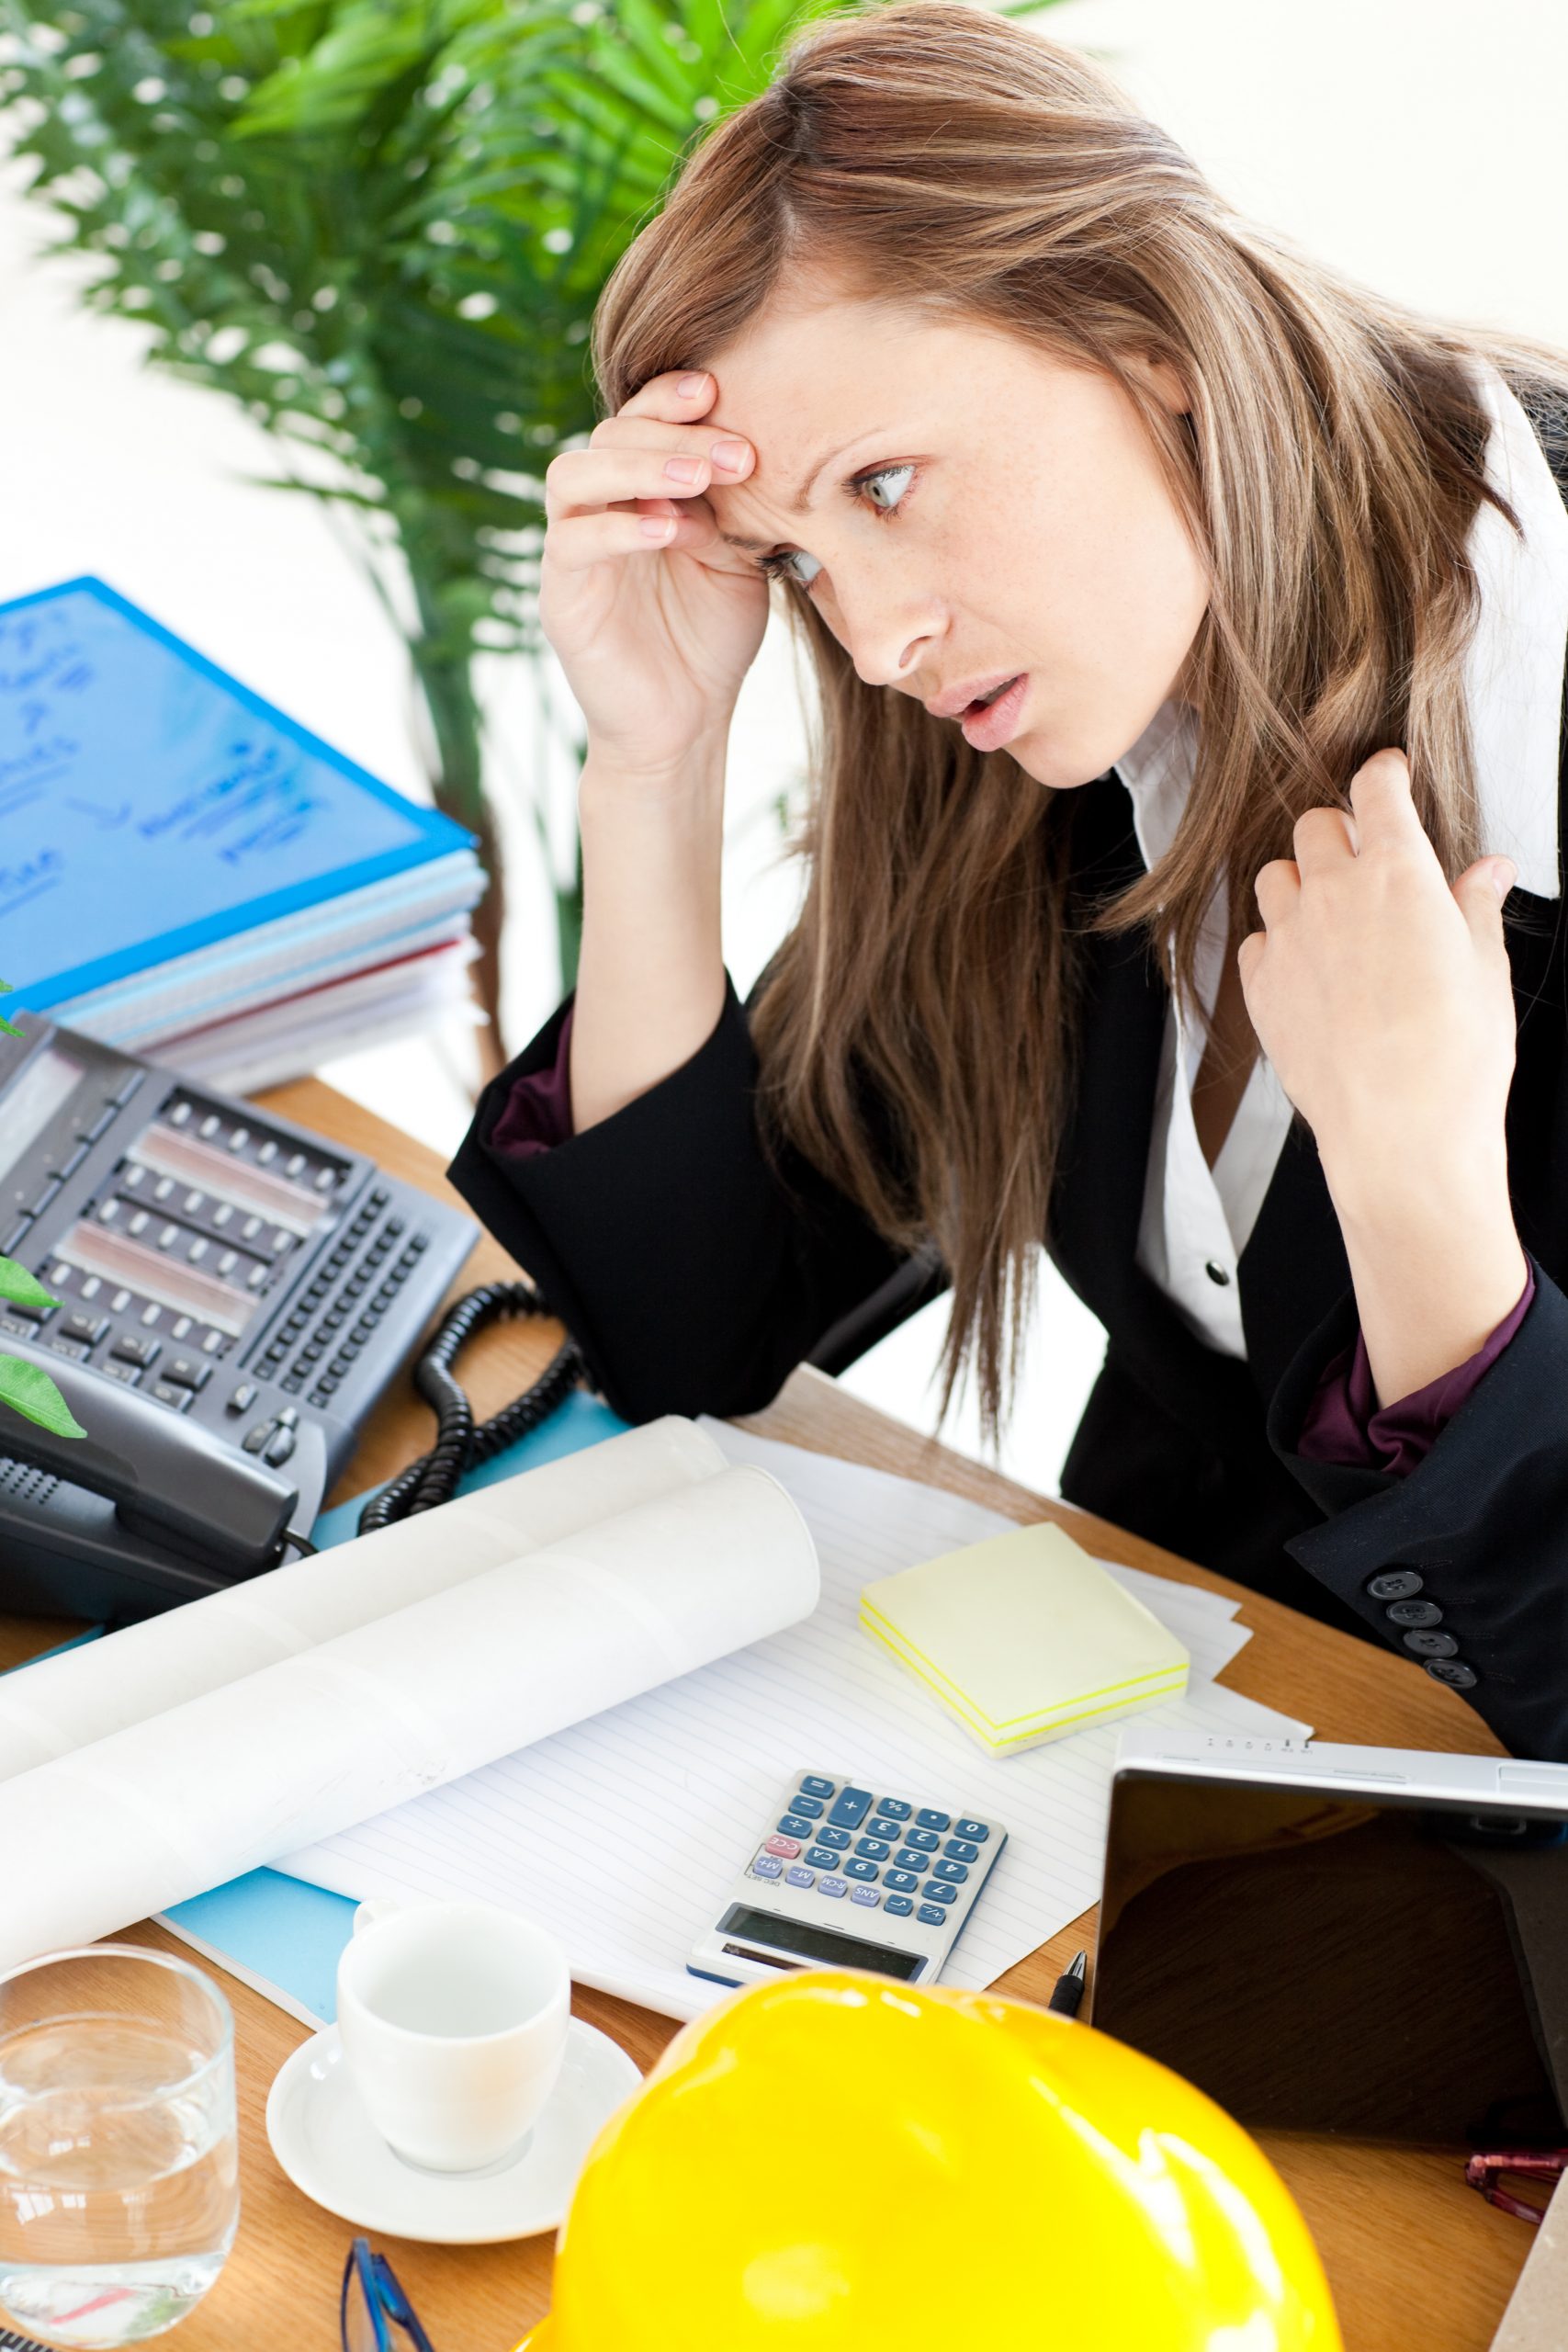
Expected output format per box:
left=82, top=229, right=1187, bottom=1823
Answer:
left=490, top=1007, right=1529, bottom=1471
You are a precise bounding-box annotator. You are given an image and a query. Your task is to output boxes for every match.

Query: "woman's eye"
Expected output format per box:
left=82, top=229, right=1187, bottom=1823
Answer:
left=761, top=462, right=917, bottom=588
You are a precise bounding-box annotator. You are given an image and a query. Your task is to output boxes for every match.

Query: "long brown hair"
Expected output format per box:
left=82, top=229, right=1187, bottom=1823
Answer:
left=592, top=0, right=1568, bottom=1442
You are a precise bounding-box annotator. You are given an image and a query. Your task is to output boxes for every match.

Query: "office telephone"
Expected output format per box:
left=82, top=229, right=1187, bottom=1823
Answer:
left=0, top=1008, right=561, bottom=1624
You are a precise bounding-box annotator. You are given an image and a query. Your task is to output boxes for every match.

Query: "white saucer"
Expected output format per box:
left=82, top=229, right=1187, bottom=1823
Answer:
left=265, top=2016, right=643, bottom=2244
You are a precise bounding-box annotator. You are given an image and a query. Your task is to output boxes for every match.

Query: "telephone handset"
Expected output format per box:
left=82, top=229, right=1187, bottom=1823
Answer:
left=0, top=1325, right=321, bottom=1586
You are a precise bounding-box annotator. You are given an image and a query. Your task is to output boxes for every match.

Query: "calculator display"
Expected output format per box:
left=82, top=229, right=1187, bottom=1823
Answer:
left=719, top=1905, right=925, bottom=1980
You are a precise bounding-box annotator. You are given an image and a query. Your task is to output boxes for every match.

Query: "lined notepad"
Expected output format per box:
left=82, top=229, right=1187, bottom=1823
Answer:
left=278, top=1424, right=1309, bottom=2021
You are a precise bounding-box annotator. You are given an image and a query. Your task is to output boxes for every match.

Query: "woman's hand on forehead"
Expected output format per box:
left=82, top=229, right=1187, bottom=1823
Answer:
left=592, top=367, right=762, bottom=576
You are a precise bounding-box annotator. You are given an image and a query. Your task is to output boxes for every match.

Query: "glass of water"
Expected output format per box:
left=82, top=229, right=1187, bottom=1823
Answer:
left=0, top=1945, right=239, bottom=2346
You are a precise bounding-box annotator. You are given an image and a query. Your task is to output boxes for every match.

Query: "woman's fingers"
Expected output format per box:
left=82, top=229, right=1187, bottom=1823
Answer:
left=1347, top=746, right=1429, bottom=856
left=545, top=438, right=752, bottom=522
left=1253, top=857, right=1300, bottom=928
left=613, top=366, right=721, bottom=425
left=1292, top=804, right=1357, bottom=872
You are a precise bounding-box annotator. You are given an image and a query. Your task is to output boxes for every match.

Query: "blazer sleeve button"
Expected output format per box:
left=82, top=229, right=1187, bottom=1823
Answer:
left=1367, top=1568, right=1424, bottom=1601
left=1403, top=1629, right=1459, bottom=1658
left=1425, top=1658, right=1479, bottom=1689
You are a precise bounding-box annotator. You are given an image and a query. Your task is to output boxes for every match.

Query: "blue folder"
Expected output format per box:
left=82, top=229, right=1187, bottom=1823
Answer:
left=0, top=575, right=475, bottom=1014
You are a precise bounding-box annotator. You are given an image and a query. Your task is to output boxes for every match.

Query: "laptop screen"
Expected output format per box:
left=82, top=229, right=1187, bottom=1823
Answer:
left=1091, top=1770, right=1568, bottom=2144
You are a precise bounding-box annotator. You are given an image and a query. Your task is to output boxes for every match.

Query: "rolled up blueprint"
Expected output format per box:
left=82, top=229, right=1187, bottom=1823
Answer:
left=0, top=1464, right=818, bottom=1969
left=0, top=1416, right=724, bottom=1780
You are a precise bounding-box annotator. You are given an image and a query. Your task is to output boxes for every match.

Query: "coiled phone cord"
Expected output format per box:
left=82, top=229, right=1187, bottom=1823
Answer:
left=355, top=1277, right=583, bottom=1534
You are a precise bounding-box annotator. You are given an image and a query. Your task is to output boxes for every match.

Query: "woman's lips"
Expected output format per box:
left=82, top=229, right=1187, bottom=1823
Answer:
left=959, top=672, right=1029, bottom=752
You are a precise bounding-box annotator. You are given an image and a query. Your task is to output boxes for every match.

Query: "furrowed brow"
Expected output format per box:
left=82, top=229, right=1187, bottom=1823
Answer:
left=715, top=431, right=886, bottom=561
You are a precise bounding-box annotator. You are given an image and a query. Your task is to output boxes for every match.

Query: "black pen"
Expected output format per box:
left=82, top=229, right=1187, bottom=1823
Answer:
left=1047, top=1949, right=1087, bottom=2018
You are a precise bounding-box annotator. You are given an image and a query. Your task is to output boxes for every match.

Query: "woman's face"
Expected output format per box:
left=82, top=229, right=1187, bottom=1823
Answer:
left=700, top=287, right=1210, bottom=789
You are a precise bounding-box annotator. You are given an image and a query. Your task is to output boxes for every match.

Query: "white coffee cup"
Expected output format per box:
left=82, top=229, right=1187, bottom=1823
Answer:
left=336, top=1898, right=570, bottom=2174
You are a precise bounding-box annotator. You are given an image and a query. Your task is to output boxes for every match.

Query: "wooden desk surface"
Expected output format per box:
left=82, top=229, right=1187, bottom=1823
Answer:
left=0, top=1076, right=1531, bottom=2352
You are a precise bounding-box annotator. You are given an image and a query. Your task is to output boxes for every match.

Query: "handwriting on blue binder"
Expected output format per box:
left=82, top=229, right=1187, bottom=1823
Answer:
left=0, top=576, right=474, bottom=1012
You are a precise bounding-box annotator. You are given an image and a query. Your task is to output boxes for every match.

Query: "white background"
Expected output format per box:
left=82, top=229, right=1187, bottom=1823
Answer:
left=5, top=0, right=1566, bottom=1490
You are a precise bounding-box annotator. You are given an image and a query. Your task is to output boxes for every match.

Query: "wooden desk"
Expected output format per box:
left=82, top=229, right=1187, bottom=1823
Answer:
left=0, top=1078, right=1532, bottom=2352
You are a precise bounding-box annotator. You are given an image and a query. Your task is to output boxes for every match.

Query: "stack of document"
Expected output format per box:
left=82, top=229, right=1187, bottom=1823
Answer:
left=277, top=1419, right=1311, bottom=2022
left=0, top=1403, right=1308, bottom=2028
left=0, top=576, right=486, bottom=1093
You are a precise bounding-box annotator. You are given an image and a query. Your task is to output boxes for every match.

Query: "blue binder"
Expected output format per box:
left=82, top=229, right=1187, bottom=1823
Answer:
left=0, top=575, right=476, bottom=1013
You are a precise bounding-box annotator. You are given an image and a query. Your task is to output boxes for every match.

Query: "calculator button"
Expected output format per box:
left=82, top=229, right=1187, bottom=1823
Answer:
left=818, top=1877, right=848, bottom=1900
left=750, top=1855, right=784, bottom=1880
left=895, top=1849, right=931, bottom=1874
left=785, top=1866, right=816, bottom=1890
left=918, top=1904, right=949, bottom=1928
left=854, top=1838, right=890, bottom=1861
left=867, top=1819, right=903, bottom=1844
left=851, top=1886, right=881, bottom=1908
left=956, top=1820, right=989, bottom=1841
left=907, top=1829, right=940, bottom=1852
left=765, top=1836, right=802, bottom=1858
left=806, top=1847, right=840, bottom=1870
left=777, top=1816, right=815, bottom=1840
left=916, top=1810, right=951, bottom=1832
left=787, top=1794, right=824, bottom=1818
left=875, top=1798, right=912, bottom=1820
left=827, top=1787, right=874, bottom=1830
left=885, top=1895, right=915, bottom=1917
left=944, top=1839, right=980, bottom=1863
left=818, top=1828, right=852, bottom=1851
left=934, top=1860, right=969, bottom=1883
left=921, top=1881, right=957, bottom=1905
left=885, top=1871, right=919, bottom=1894
left=799, top=1776, right=835, bottom=1798
left=845, top=1859, right=879, bottom=1883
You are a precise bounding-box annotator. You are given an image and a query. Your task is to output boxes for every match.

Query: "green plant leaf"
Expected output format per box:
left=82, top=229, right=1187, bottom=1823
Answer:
left=0, top=1353, right=87, bottom=1441
left=0, top=0, right=874, bottom=1030
left=0, top=1258, right=59, bottom=1313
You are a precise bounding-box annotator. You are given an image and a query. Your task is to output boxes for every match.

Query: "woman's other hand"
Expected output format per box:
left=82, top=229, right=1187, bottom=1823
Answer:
left=1238, top=747, right=1529, bottom=1402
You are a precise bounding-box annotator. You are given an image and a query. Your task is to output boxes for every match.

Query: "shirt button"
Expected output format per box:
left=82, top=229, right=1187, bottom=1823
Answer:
left=1426, top=1658, right=1479, bottom=1690
left=1367, top=1569, right=1424, bottom=1602
left=1404, top=1630, right=1459, bottom=1658
left=1204, top=1260, right=1231, bottom=1287
left=1386, top=1599, right=1443, bottom=1629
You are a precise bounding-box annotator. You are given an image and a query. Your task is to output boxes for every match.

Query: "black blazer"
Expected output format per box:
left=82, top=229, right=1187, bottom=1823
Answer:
left=449, top=402, right=1568, bottom=1766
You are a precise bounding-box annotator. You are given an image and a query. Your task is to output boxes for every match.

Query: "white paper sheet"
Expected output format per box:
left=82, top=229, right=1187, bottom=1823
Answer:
left=281, top=1424, right=1310, bottom=2021
left=0, top=1463, right=818, bottom=1969
left=0, top=1416, right=724, bottom=1778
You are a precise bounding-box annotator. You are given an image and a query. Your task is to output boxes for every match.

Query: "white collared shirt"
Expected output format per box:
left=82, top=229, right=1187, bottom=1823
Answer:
left=1118, top=364, right=1568, bottom=1358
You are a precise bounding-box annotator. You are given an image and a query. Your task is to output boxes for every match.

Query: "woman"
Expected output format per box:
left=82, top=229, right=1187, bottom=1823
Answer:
left=450, top=2, right=1568, bottom=1759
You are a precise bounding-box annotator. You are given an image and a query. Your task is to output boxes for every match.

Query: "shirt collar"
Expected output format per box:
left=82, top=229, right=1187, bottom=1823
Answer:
left=1115, top=363, right=1568, bottom=901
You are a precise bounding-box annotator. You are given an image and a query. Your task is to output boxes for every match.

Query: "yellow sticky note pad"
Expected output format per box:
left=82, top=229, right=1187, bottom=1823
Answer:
left=859, top=1521, right=1190, bottom=1754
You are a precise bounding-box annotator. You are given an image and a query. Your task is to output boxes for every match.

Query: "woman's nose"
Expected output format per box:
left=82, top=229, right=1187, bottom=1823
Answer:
left=829, top=572, right=944, bottom=693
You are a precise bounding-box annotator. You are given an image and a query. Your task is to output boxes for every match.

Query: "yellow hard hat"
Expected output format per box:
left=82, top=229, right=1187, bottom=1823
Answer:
left=518, top=1969, right=1341, bottom=2351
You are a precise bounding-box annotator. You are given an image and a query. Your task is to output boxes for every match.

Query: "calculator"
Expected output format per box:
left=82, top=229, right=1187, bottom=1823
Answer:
left=688, top=1770, right=1008, bottom=1990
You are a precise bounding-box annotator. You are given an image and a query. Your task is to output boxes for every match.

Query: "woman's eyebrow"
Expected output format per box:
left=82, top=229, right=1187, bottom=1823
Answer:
left=715, top=428, right=891, bottom=556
